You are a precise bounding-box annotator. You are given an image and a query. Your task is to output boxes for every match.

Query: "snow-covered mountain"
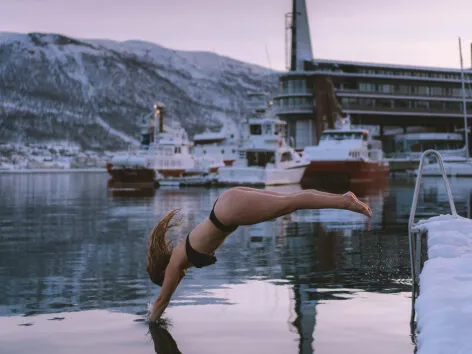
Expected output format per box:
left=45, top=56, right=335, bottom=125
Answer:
left=0, top=32, right=278, bottom=151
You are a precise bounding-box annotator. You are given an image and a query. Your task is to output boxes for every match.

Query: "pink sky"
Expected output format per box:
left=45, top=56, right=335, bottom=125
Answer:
left=1, top=0, right=471, bottom=70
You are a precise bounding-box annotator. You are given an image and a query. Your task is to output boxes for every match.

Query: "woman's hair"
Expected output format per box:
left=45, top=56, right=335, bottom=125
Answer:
left=147, top=209, right=181, bottom=286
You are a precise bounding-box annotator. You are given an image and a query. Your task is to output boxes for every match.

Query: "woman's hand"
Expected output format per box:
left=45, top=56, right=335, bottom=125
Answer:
left=149, top=259, right=187, bottom=323
left=149, top=297, right=170, bottom=323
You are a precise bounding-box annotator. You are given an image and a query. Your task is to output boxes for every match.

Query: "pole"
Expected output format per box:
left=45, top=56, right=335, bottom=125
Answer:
left=459, top=37, right=470, bottom=158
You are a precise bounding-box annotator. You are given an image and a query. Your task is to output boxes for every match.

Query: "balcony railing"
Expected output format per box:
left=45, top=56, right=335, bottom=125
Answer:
left=337, top=89, right=469, bottom=101
left=341, top=103, right=467, bottom=114
left=273, top=104, right=313, bottom=114
left=274, top=88, right=312, bottom=97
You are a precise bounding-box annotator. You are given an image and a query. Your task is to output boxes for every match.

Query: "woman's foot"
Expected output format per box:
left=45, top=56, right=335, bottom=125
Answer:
left=343, top=192, right=372, bottom=218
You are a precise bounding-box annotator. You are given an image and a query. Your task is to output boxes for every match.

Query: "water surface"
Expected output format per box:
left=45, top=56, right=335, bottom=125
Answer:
left=0, top=172, right=471, bottom=353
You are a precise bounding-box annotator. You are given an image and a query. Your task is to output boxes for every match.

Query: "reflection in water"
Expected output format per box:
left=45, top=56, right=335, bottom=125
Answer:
left=0, top=173, right=471, bottom=353
left=149, top=324, right=182, bottom=354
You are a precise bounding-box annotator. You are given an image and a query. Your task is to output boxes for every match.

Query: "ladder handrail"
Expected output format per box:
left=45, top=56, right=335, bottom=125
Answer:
left=408, top=149, right=457, bottom=282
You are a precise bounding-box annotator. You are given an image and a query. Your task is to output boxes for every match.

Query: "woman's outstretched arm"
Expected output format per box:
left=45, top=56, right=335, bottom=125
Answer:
left=149, top=246, right=187, bottom=322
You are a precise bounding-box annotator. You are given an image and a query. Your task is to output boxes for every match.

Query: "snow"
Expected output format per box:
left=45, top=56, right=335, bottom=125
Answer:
left=0, top=31, right=277, bottom=155
left=414, top=214, right=472, bottom=354
left=94, top=116, right=140, bottom=146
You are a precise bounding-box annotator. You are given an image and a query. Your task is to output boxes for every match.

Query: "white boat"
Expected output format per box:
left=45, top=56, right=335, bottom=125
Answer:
left=192, top=124, right=241, bottom=168
left=418, top=158, right=472, bottom=177
left=107, top=103, right=197, bottom=186
left=393, top=132, right=467, bottom=161
left=301, top=115, right=389, bottom=183
left=217, top=93, right=309, bottom=186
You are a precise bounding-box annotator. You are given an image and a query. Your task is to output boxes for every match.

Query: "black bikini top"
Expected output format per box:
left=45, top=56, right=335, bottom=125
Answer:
left=185, top=199, right=238, bottom=268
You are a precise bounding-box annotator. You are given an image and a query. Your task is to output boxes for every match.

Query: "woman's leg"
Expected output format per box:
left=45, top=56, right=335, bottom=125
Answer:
left=216, top=188, right=371, bottom=226
left=232, top=186, right=343, bottom=198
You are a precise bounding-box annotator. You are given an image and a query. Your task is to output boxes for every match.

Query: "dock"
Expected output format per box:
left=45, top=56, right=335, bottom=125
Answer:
left=409, top=150, right=472, bottom=354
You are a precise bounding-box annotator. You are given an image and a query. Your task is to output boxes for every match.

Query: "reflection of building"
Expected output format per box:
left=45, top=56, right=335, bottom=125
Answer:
left=275, top=0, right=472, bottom=155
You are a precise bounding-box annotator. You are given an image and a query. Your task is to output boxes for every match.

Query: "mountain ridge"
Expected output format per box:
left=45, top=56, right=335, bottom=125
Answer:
left=0, top=32, right=279, bottom=151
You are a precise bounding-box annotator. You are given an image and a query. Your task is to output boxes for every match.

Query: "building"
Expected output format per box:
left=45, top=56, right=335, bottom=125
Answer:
left=274, top=0, right=472, bottom=155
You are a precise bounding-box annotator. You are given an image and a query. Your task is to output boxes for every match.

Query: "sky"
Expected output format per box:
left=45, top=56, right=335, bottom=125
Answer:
left=1, top=0, right=472, bottom=71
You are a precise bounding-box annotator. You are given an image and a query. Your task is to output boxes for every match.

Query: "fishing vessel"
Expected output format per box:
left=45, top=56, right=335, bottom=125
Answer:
left=107, top=103, right=196, bottom=187
left=217, top=93, right=309, bottom=186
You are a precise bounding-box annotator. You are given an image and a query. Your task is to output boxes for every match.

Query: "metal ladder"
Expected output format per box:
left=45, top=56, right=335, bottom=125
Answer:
left=408, top=150, right=458, bottom=291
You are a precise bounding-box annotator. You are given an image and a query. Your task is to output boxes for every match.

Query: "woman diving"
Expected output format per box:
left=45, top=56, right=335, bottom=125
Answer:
left=146, top=187, right=372, bottom=322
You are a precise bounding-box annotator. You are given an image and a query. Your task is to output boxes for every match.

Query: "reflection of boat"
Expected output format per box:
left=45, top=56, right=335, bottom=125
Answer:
left=108, top=178, right=156, bottom=197
left=217, top=93, right=309, bottom=186
left=302, top=116, right=389, bottom=184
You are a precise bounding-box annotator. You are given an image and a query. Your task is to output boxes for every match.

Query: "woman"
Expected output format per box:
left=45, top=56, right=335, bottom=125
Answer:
left=147, top=187, right=371, bottom=322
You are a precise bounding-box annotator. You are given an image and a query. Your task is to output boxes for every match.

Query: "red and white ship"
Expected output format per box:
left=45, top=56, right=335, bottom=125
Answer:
left=106, top=103, right=221, bottom=187
left=301, top=116, right=390, bottom=184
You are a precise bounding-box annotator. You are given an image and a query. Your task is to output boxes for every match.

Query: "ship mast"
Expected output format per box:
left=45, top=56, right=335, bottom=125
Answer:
left=458, top=37, right=470, bottom=159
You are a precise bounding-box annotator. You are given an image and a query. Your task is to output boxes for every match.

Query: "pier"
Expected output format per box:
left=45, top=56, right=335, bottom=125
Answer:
left=409, top=150, right=472, bottom=354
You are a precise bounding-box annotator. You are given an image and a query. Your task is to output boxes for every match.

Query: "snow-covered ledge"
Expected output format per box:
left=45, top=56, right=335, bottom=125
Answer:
left=413, top=214, right=472, bottom=354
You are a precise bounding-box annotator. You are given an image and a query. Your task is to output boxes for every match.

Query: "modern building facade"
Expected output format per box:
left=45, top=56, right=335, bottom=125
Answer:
left=274, top=0, right=472, bottom=155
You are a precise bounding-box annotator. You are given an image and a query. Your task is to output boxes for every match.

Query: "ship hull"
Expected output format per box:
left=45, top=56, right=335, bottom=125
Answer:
left=302, top=160, right=390, bottom=184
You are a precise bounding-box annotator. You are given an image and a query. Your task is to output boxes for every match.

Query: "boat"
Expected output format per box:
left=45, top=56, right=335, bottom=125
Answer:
left=217, top=93, right=309, bottom=186
left=192, top=124, right=241, bottom=168
left=301, top=115, right=390, bottom=184
left=107, top=103, right=196, bottom=187
left=392, top=132, right=467, bottom=161
left=416, top=38, right=472, bottom=177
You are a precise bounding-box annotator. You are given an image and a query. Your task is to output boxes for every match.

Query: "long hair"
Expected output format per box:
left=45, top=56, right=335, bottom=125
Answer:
left=147, top=209, right=181, bottom=286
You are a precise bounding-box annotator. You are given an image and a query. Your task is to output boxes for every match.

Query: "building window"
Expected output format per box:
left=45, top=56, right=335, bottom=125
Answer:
left=379, top=84, right=392, bottom=93
left=374, top=99, right=392, bottom=109
left=445, top=102, right=461, bottom=111
left=359, top=98, right=374, bottom=107
left=430, top=101, right=444, bottom=111
left=431, top=86, right=443, bottom=96
left=394, top=100, right=409, bottom=109
left=414, top=101, right=429, bottom=109
left=417, top=86, right=429, bottom=95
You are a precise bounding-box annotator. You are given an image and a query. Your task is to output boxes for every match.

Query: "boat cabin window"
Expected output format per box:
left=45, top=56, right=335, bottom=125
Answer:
left=165, top=148, right=173, bottom=156
left=263, top=124, right=273, bottom=135
left=250, top=124, right=262, bottom=135
left=274, top=124, right=284, bottom=135
left=281, top=152, right=292, bottom=162
left=174, top=146, right=181, bottom=154
left=396, top=139, right=464, bottom=153
left=141, top=133, right=151, bottom=146
left=246, top=151, right=275, bottom=167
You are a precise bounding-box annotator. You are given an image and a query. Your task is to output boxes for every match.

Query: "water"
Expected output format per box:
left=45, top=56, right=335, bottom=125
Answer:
left=0, top=172, right=471, bottom=354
